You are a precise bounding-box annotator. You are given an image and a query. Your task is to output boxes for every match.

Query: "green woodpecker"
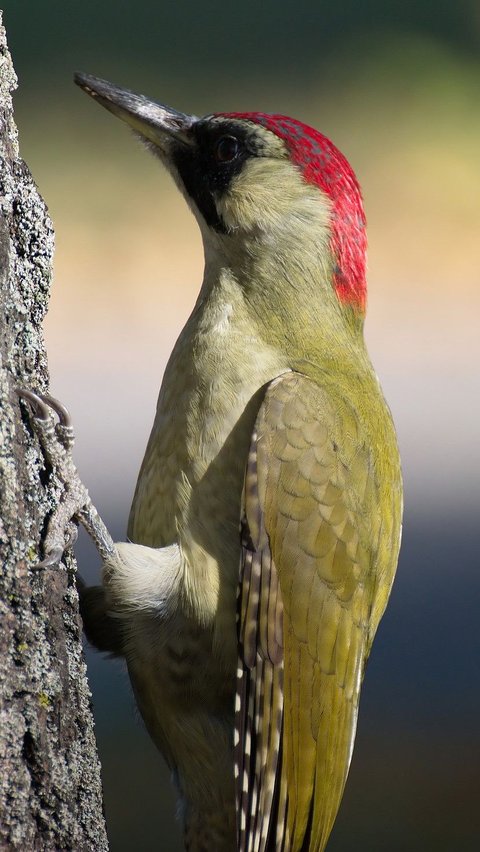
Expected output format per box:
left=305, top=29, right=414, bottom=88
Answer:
left=21, top=74, right=402, bottom=851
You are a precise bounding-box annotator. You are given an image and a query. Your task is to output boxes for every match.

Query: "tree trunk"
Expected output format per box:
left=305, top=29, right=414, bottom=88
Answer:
left=0, top=14, right=108, bottom=850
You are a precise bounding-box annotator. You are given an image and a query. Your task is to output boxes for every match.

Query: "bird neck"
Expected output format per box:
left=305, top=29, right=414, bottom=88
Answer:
left=200, top=225, right=368, bottom=377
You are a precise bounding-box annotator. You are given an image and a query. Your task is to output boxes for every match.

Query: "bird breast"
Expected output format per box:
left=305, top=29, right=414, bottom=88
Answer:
left=128, top=288, right=286, bottom=630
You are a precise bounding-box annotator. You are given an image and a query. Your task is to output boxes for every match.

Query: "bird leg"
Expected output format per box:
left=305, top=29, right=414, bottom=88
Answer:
left=17, top=388, right=116, bottom=567
left=17, top=388, right=182, bottom=655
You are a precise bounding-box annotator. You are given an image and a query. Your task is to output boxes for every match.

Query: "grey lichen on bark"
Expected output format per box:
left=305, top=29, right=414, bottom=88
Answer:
left=0, top=13, right=108, bottom=850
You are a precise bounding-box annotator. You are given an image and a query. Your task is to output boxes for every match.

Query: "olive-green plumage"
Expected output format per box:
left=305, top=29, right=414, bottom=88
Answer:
left=74, top=74, right=403, bottom=852
left=238, top=369, right=401, bottom=850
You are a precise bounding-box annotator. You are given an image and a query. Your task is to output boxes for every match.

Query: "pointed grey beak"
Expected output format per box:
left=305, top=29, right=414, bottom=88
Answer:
left=74, top=72, right=197, bottom=148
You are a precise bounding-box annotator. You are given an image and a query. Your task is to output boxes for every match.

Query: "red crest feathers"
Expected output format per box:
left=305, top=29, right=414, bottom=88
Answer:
left=220, top=113, right=367, bottom=311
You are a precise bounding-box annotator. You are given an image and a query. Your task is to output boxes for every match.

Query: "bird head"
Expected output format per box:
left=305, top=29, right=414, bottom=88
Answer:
left=75, top=74, right=367, bottom=330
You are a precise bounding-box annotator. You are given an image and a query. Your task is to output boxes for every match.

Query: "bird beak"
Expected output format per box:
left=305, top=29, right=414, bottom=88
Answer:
left=74, top=72, right=197, bottom=150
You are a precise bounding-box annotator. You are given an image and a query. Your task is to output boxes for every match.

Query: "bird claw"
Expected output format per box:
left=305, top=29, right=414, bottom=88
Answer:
left=34, top=523, right=79, bottom=569
left=18, top=387, right=115, bottom=567
left=36, top=546, right=66, bottom=569
left=18, top=388, right=75, bottom=451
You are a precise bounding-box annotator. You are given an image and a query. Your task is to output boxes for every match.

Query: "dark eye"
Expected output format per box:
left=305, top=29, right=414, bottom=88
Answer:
left=214, top=135, right=240, bottom=163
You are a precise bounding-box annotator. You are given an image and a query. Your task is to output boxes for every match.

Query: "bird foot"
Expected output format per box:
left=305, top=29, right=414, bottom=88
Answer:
left=17, top=388, right=115, bottom=567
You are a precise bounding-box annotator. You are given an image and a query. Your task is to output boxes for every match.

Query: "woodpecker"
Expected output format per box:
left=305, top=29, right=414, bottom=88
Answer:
left=21, top=74, right=402, bottom=852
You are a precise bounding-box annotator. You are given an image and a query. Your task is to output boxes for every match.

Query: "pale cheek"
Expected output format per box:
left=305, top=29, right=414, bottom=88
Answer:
left=219, top=187, right=297, bottom=232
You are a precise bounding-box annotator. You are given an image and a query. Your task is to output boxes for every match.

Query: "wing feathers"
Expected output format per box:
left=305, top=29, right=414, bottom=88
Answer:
left=235, top=372, right=401, bottom=851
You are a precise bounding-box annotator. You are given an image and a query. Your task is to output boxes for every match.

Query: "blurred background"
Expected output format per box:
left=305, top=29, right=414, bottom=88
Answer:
left=5, top=2, right=480, bottom=849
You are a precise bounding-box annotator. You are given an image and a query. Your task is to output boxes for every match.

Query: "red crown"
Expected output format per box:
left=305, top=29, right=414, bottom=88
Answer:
left=220, top=112, right=367, bottom=311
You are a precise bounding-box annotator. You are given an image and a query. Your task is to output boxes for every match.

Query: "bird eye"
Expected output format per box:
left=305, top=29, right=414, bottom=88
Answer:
left=214, top=135, right=240, bottom=163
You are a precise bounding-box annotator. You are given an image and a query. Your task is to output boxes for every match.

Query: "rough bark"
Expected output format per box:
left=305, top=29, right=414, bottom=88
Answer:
left=0, top=14, right=108, bottom=850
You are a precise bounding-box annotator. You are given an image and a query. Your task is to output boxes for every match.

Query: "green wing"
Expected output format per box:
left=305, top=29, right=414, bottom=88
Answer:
left=236, top=371, right=402, bottom=851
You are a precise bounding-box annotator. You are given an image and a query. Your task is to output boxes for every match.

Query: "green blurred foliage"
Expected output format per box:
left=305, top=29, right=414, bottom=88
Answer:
left=5, top=0, right=480, bottom=93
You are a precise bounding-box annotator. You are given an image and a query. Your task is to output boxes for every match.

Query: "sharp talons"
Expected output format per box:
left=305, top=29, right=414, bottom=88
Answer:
left=18, top=386, right=116, bottom=568
left=36, top=524, right=77, bottom=568
left=41, top=393, right=72, bottom=428
left=36, top=546, right=65, bottom=569
left=17, top=387, right=51, bottom=420
left=17, top=387, right=75, bottom=450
